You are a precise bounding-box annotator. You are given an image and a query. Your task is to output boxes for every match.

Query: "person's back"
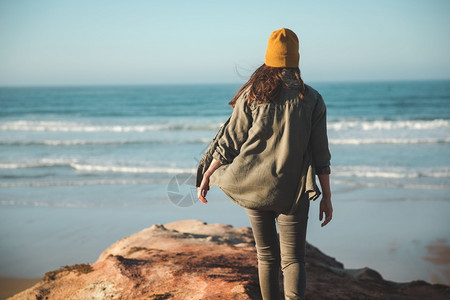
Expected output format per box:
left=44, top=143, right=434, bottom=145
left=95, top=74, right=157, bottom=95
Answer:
left=210, top=71, right=329, bottom=215
left=197, top=28, right=333, bottom=300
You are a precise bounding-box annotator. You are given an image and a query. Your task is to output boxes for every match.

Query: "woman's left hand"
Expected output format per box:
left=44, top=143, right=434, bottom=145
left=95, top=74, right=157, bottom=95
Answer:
left=197, top=174, right=210, bottom=204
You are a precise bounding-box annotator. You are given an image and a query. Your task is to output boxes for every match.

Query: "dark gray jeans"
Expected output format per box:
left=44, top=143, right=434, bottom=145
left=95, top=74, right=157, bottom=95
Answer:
left=245, top=199, right=310, bottom=300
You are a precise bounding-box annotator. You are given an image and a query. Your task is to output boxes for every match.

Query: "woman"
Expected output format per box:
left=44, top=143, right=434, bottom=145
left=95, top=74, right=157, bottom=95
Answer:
left=197, top=28, right=332, bottom=300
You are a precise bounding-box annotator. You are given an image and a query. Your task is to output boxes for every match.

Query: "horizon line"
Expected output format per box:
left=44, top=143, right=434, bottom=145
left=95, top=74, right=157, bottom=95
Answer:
left=0, top=78, right=449, bottom=89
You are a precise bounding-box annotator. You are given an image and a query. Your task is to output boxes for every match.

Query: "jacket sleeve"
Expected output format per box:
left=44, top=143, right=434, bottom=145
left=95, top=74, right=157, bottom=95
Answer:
left=310, top=94, right=331, bottom=174
left=212, top=93, right=253, bottom=165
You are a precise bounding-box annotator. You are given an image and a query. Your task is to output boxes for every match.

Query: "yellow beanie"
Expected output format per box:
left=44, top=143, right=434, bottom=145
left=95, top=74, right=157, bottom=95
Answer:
left=265, top=28, right=299, bottom=68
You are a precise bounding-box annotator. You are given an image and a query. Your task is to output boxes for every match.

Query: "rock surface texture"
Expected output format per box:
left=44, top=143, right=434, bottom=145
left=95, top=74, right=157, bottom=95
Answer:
left=10, top=219, right=450, bottom=299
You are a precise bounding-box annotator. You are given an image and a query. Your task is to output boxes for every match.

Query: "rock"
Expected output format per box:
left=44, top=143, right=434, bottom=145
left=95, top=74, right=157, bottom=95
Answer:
left=9, top=219, right=450, bottom=300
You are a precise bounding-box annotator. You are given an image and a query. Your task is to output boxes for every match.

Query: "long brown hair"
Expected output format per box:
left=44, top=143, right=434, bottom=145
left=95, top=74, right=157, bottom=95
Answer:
left=228, top=64, right=306, bottom=108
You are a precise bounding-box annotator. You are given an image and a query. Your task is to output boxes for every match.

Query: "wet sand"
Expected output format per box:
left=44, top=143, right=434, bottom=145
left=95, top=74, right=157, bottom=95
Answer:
left=423, top=239, right=450, bottom=284
left=0, top=277, right=40, bottom=300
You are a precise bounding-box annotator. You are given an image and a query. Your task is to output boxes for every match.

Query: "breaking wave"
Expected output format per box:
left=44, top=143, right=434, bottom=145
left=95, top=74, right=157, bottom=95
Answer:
left=0, top=138, right=211, bottom=146
left=328, top=119, right=449, bottom=131
left=0, top=120, right=222, bottom=132
left=0, top=160, right=196, bottom=174
left=1, top=119, right=448, bottom=133
left=333, top=166, right=450, bottom=179
left=329, top=138, right=450, bottom=145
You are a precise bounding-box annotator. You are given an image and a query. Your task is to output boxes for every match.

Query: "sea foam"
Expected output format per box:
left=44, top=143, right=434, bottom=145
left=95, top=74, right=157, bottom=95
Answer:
left=1, top=119, right=448, bottom=132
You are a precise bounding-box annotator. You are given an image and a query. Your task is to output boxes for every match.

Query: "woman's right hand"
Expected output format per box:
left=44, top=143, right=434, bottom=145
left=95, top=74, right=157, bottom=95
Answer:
left=319, top=196, right=333, bottom=227
left=197, top=174, right=210, bottom=204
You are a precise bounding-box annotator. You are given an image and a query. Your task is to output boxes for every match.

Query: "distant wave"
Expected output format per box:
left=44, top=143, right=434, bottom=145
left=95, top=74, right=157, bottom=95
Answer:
left=0, top=161, right=196, bottom=174
left=0, top=120, right=222, bottom=132
left=70, top=163, right=195, bottom=174
left=2, top=177, right=447, bottom=191
left=0, top=138, right=447, bottom=147
left=0, top=200, right=96, bottom=207
left=329, top=138, right=450, bottom=145
left=1, top=138, right=447, bottom=147
left=331, top=180, right=450, bottom=190
left=1, top=119, right=448, bottom=133
left=0, top=179, right=167, bottom=188
left=0, top=161, right=71, bottom=169
left=328, top=119, right=449, bottom=131
left=1, top=159, right=449, bottom=179
left=0, top=138, right=211, bottom=146
left=333, top=166, right=450, bottom=179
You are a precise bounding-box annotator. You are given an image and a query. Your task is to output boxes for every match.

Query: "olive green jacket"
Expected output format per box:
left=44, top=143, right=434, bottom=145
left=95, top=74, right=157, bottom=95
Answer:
left=197, top=73, right=331, bottom=214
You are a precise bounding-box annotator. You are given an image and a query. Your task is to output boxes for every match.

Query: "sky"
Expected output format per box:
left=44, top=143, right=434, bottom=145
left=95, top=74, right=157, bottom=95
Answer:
left=0, top=0, right=449, bottom=86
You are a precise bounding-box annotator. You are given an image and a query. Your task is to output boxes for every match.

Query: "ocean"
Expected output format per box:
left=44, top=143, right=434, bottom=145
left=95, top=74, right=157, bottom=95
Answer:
left=1, top=81, right=449, bottom=284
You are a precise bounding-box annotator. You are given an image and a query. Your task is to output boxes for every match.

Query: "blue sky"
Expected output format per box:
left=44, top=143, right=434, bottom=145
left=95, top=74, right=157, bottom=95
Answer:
left=0, top=0, right=449, bottom=86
